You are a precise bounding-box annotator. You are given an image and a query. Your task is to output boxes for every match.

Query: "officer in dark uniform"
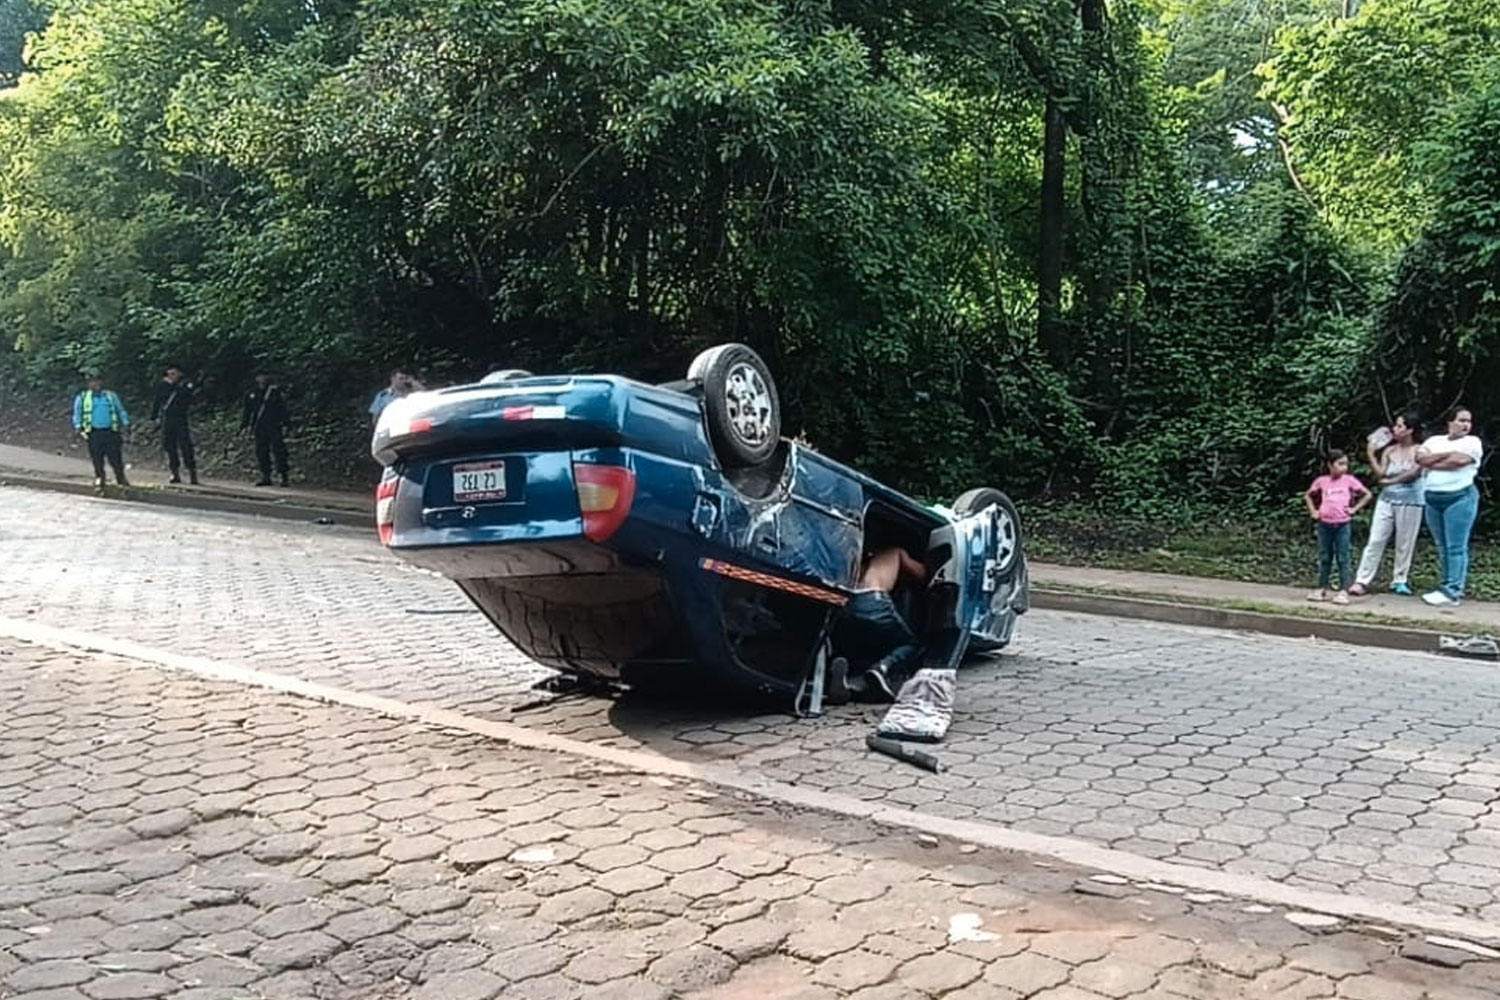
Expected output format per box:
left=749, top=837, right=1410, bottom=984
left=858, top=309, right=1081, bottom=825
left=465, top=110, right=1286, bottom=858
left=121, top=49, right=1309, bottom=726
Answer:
left=241, top=371, right=291, bottom=486
left=151, top=364, right=198, bottom=484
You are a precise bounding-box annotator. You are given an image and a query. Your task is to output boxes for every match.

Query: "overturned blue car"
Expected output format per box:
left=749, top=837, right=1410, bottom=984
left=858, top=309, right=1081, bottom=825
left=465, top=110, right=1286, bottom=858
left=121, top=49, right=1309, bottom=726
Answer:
left=372, top=343, right=1028, bottom=704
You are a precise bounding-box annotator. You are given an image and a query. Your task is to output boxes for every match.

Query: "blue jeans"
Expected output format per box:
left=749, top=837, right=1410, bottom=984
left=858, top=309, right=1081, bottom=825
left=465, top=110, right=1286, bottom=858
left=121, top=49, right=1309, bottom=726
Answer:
left=1316, top=521, right=1352, bottom=590
left=838, top=591, right=917, bottom=664
left=1425, top=486, right=1480, bottom=599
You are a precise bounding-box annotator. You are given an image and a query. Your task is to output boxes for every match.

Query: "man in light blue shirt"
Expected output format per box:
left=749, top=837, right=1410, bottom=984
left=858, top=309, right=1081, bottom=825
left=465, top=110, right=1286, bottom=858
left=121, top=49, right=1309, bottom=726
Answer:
left=369, top=369, right=424, bottom=424
left=71, top=374, right=131, bottom=487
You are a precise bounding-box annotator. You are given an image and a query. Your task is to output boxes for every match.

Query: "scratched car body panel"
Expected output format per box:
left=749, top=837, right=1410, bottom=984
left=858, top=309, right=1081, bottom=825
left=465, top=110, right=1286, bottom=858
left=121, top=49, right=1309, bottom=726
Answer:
left=372, top=353, right=1028, bottom=698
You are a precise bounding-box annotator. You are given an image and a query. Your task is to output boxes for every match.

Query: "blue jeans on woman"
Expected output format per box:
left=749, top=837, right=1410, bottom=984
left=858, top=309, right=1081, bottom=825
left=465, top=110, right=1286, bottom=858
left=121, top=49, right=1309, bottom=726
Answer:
left=1316, top=521, right=1352, bottom=590
left=1425, top=485, right=1480, bottom=599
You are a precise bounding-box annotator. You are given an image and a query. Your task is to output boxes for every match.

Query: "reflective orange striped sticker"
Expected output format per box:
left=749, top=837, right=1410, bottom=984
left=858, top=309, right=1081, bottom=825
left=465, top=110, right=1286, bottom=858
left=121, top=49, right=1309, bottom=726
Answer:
left=699, top=557, right=849, bottom=607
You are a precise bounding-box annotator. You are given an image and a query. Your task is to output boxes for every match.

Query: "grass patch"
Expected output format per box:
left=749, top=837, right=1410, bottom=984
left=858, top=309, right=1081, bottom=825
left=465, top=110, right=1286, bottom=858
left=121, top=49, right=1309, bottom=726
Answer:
left=1024, top=503, right=1500, bottom=603
left=1037, top=581, right=1491, bottom=636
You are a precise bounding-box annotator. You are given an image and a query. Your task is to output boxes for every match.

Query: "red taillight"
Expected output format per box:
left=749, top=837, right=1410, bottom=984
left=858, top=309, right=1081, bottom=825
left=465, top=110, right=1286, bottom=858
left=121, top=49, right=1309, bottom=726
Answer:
left=573, top=463, right=636, bottom=543
left=375, top=476, right=398, bottom=546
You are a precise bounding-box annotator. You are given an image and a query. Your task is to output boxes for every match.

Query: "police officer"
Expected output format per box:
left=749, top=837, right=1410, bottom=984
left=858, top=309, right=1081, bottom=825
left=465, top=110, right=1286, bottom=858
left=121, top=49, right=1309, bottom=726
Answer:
left=241, top=371, right=291, bottom=486
left=71, top=374, right=131, bottom=487
left=151, top=364, right=198, bottom=485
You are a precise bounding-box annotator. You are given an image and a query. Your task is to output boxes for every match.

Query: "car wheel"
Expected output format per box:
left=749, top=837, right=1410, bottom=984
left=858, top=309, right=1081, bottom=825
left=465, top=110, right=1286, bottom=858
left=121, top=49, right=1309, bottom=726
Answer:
left=953, top=486, right=1022, bottom=580
left=690, top=343, right=781, bottom=468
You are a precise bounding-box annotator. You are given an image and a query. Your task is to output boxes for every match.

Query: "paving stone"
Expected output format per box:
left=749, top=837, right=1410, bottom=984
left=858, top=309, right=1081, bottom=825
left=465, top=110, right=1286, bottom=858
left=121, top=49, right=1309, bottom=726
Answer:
left=89, top=953, right=180, bottom=975
left=126, top=811, right=195, bottom=840
left=1289, top=943, right=1372, bottom=979
left=896, top=952, right=982, bottom=993
left=247, top=833, right=318, bottom=863
left=488, top=941, right=573, bottom=983
left=1335, top=974, right=1425, bottom=1000
left=392, top=886, right=470, bottom=917
left=579, top=978, right=670, bottom=1000
left=78, top=972, right=177, bottom=999
left=785, top=921, right=867, bottom=962
left=644, top=945, right=737, bottom=992
left=411, top=969, right=505, bottom=1000
left=167, top=957, right=260, bottom=989
left=6, top=959, right=97, bottom=992
left=535, top=888, right=613, bottom=924
left=669, top=867, right=741, bottom=900
left=250, top=902, right=332, bottom=938
left=1030, top=930, right=1118, bottom=965
left=705, top=918, right=790, bottom=962
left=983, top=952, right=1070, bottom=995
left=248, top=930, right=340, bottom=971
left=811, top=950, right=901, bottom=991
left=563, top=948, right=650, bottom=985
left=1200, top=940, right=1282, bottom=978
left=1401, top=940, right=1475, bottom=968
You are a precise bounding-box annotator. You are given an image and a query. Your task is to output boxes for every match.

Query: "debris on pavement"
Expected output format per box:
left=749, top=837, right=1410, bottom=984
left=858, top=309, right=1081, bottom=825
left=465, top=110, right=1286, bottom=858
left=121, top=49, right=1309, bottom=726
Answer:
left=947, top=913, right=999, bottom=944
left=875, top=667, right=956, bottom=743
left=1439, top=633, right=1500, bottom=659
left=866, top=733, right=942, bottom=772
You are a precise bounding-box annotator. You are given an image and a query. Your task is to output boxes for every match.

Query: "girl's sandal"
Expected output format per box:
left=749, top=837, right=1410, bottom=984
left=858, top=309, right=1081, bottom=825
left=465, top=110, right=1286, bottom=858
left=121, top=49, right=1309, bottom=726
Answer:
left=1347, top=584, right=1368, bottom=597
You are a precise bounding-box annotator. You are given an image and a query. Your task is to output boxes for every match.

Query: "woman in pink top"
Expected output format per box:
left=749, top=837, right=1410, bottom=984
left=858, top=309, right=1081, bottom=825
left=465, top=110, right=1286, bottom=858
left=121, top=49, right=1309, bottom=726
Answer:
left=1304, top=449, right=1372, bottom=604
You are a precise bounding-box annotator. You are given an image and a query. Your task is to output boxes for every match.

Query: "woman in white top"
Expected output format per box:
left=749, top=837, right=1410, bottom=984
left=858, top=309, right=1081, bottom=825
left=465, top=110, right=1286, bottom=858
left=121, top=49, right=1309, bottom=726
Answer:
left=1415, top=406, right=1484, bottom=606
left=1348, top=411, right=1425, bottom=597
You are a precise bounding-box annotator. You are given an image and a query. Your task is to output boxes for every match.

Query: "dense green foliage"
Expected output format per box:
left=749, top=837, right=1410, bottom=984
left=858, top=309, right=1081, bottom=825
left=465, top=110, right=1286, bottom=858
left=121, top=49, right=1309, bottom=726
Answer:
left=0, top=0, right=1496, bottom=508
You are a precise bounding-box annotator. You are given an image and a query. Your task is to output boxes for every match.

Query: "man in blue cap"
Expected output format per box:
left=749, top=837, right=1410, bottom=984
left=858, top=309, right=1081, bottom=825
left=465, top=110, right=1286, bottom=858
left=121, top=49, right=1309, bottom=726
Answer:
left=72, top=373, right=131, bottom=487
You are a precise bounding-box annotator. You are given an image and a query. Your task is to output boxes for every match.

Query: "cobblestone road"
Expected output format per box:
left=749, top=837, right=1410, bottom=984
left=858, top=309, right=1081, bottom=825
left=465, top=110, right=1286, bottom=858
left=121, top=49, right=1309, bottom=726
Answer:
left=5, top=639, right=1499, bottom=1000
left=6, top=489, right=1500, bottom=925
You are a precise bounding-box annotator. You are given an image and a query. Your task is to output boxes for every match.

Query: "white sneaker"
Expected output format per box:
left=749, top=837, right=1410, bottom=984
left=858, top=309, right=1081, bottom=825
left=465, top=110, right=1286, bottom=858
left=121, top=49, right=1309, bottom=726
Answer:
left=1421, top=590, right=1454, bottom=606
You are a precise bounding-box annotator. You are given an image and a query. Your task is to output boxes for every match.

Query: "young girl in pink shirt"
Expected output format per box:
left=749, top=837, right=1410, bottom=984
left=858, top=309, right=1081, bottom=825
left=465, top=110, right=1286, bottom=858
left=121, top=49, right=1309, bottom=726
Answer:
left=1304, top=449, right=1372, bottom=604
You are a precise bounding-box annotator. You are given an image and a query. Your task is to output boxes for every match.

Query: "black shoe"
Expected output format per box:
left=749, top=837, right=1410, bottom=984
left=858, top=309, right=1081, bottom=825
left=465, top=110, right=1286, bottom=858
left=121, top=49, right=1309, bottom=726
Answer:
left=93, top=477, right=105, bottom=489
left=188, top=471, right=199, bottom=485
left=825, top=656, right=850, bottom=706
left=255, top=478, right=272, bottom=486
left=116, top=477, right=129, bottom=487
left=861, top=663, right=896, bottom=703
left=278, top=478, right=289, bottom=488
left=168, top=474, right=181, bottom=484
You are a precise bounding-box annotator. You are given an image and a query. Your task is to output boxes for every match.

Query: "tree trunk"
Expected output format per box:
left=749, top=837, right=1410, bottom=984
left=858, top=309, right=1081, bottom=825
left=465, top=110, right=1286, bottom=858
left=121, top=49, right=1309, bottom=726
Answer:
left=1037, top=96, right=1067, bottom=369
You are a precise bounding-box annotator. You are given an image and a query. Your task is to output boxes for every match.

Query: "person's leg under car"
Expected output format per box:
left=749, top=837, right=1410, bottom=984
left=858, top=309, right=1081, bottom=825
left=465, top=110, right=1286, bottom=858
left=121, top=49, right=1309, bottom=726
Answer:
left=838, top=590, right=920, bottom=703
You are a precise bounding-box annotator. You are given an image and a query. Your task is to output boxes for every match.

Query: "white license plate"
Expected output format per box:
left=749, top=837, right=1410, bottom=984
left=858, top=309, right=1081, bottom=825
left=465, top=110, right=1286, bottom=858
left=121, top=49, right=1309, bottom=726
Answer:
left=453, top=460, right=507, bottom=502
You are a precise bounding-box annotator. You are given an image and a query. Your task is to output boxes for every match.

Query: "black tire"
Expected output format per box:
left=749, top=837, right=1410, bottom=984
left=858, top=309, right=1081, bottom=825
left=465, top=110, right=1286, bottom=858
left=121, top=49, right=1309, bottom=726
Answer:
left=953, top=487, right=1022, bottom=579
left=690, top=343, right=781, bottom=468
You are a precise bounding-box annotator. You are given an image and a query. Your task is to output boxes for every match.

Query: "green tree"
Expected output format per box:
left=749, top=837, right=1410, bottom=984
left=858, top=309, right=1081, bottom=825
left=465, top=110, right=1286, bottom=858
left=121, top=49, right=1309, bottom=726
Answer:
left=1264, top=0, right=1500, bottom=251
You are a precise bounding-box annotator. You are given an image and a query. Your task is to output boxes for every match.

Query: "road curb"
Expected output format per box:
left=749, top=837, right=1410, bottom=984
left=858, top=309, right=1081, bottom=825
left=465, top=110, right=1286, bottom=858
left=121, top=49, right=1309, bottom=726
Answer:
left=0, top=470, right=371, bottom=529
left=1033, top=587, right=1445, bottom=653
